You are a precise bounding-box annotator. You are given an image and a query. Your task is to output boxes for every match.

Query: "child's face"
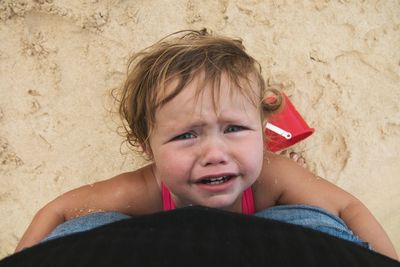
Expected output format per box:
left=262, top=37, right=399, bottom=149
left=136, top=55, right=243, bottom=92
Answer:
left=149, top=73, right=264, bottom=212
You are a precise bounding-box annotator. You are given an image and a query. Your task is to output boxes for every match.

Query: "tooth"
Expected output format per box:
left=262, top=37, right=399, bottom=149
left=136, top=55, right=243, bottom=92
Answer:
left=201, top=176, right=231, bottom=185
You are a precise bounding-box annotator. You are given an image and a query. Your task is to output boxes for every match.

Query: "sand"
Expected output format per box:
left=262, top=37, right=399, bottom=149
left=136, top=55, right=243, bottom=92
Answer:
left=0, top=0, right=399, bottom=258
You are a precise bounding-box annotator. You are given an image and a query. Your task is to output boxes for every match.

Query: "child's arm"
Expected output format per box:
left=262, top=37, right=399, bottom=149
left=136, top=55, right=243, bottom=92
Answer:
left=257, top=153, right=398, bottom=260
left=339, top=198, right=398, bottom=260
left=15, top=165, right=160, bottom=252
left=15, top=200, right=66, bottom=252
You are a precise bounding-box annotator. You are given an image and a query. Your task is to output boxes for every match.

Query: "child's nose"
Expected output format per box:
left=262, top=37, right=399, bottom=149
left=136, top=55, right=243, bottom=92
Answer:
left=199, top=138, right=229, bottom=166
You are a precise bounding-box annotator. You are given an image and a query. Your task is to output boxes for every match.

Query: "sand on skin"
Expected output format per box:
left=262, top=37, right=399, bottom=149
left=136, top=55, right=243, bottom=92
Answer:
left=0, top=0, right=399, bottom=258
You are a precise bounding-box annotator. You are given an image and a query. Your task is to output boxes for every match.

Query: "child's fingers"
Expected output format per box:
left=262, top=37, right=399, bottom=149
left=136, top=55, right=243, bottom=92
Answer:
left=289, top=151, right=307, bottom=169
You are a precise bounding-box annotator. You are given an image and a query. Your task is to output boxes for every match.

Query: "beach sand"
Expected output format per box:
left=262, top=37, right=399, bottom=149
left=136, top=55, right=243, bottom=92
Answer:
left=0, top=0, right=399, bottom=258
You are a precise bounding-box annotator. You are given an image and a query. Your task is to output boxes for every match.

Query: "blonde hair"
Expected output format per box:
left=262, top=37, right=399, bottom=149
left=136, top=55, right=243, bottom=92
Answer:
left=117, top=29, right=281, bottom=157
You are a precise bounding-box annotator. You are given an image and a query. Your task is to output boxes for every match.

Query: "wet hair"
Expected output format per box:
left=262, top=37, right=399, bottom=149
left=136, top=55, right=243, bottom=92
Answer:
left=117, top=29, right=282, bottom=157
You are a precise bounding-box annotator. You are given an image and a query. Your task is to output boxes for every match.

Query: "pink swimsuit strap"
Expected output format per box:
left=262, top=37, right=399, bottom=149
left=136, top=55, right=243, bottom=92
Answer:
left=161, top=183, right=255, bottom=215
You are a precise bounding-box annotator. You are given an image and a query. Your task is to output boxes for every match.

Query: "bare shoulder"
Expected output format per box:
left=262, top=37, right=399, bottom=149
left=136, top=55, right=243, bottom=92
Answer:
left=98, top=163, right=162, bottom=214
left=252, top=152, right=296, bottom=210
left=252, top=152, right=355, bottom=215
left=53, top=163, right=162, bottom=220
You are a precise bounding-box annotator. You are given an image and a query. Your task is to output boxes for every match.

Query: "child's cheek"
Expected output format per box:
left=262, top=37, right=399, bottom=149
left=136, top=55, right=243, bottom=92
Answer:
left=156, top=148, right=192, bottom=180
left=241, top=136, right=264, bottom=176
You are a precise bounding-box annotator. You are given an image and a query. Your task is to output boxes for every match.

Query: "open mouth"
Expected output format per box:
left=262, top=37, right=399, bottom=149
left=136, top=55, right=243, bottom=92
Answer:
left=199, top=175, right=234, bottom=185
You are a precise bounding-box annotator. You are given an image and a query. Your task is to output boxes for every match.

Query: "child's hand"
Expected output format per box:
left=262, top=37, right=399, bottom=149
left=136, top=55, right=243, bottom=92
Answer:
left=279, top=150, right=307, bottom=169
left=15, top=202, right=65, bottom=252
left=15, top=166, right=158, bottom=252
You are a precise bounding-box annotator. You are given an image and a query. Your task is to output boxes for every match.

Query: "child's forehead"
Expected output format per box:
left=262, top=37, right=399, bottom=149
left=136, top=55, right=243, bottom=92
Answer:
left=157, top=70, right=261, bottom=110
left=153, top=74, right=262, bottom=129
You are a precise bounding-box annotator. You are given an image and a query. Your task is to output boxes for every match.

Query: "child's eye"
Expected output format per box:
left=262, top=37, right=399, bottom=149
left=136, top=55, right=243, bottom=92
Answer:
left=225, top=125, right=245, bottom=133
left=173, top=132, right=196, bottom=140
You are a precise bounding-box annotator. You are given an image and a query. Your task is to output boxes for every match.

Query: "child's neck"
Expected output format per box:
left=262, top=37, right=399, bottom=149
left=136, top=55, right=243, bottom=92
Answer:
left=171, top=190, right=243, bottom=213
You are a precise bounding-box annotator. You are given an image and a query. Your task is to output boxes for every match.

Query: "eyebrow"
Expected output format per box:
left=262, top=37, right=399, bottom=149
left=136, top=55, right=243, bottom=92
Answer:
left=167, top=113, right=249, bottom=131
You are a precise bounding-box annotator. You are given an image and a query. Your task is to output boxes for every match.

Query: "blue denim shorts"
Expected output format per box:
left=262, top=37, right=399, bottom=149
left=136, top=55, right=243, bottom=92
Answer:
left=42, top=204, right=371, bottom=250
left=254, top=204, right=371, bottom=249
left=42, top=212, right=130, bottom=242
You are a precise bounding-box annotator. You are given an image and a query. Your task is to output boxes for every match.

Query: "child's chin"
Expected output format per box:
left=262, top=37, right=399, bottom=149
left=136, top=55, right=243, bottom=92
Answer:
left=201, top=198, right=239, bottom=211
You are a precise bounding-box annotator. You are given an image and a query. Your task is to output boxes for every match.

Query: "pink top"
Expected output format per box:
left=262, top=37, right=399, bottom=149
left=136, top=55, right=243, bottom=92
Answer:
left=162, top=183, right=255, bottom=215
